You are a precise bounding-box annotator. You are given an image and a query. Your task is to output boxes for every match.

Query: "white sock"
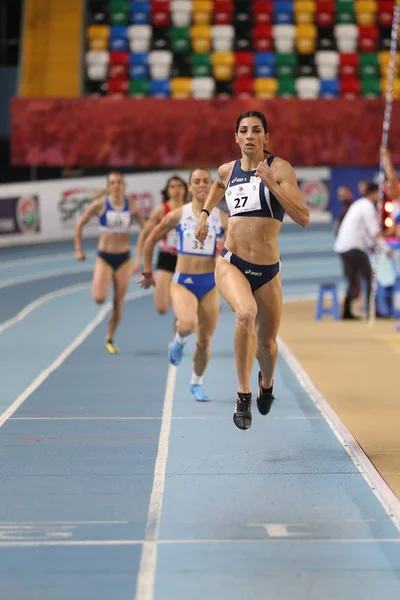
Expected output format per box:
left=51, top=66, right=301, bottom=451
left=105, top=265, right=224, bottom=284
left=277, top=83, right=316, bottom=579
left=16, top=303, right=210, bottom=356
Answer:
left=191, top=372, right=203, bottom=386
left=176, top=332, right=190, bottom=345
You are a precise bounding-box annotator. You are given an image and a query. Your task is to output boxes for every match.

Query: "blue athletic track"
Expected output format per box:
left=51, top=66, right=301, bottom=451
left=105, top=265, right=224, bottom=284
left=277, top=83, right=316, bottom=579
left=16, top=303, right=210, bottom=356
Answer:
left=0, top=223, right=399, bottom=600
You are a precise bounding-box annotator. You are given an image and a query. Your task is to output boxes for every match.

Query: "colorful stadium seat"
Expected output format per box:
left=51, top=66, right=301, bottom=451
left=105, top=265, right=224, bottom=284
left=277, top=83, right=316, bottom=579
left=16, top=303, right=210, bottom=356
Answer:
left=84, top=0, right=400, bottom=98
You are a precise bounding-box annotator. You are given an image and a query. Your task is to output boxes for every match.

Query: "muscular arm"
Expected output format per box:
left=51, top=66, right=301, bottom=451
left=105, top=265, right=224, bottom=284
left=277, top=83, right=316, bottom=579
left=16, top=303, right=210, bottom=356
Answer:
left=129, top=199, right=146, bottom=229
left=257, top=158, right=310, bottom=228
left=197, top=163, right=233, bottom=226
left=74, top=197, right=105, bottom=253
left=143, top=209, right=182, bottom=272
left=134, top=206, right=164, bottom=264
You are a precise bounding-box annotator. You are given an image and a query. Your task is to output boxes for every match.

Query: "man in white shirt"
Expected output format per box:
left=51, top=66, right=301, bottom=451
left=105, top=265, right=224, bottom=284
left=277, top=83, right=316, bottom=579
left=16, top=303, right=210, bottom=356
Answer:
left=334, top=182, right=392, bottom=320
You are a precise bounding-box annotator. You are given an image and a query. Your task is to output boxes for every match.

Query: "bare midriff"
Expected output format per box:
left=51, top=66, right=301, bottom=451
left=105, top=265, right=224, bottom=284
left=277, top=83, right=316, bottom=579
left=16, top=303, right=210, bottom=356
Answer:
left=98, top=231, right=130, bottom=253
left=224, top=216, right=281, bottom=265
left=176, top=254, right=216, bottom=274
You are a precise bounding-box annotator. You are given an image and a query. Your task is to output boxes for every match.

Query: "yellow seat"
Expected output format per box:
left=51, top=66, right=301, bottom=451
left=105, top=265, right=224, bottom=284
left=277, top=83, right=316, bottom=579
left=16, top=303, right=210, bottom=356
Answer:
left=171, top=77, right=192, bottom=99
left=254, top=78, right=278, bottom=99
left=87, top=25, right=110, bottom=51
left=294, top=0, right=316, bottom=24
left=380, top=78, right=400, bottom=99
left=193, top=0, right=214, bottom=25
left=191, top=25, right=212, bottom=53
left=212, top=51, right=234, bottom=80
left=355, top=1, right=377, bottom=25
left=378, top=51, right=400, bottom=69
left=296, top=23, right=317, bottom=53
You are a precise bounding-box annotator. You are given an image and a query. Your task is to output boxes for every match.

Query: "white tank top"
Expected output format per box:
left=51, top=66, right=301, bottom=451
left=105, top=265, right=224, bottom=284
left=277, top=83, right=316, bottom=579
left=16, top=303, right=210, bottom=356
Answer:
left=176, top=203, right=223, bottom=257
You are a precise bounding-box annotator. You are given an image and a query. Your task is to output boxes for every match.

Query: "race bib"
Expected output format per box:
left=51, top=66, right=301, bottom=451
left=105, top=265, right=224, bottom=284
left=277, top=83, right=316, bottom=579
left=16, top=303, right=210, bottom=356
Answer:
left=225, top=181, right=262, bottom=215
left=182, top=228, right=216, bottom=255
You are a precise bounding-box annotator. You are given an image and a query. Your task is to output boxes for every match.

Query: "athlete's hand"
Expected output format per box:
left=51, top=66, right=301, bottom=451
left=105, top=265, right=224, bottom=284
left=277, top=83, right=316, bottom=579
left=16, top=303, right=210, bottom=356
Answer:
left=138, top=274, right=155, bottom=289
left=216, top=237, right=225, bottom=250
left=194, top=215, right=209, bottom=244
left=75, top=249, right=86, bottom=261
left=255, top=161, right=277, bottom=189
left=131, top=258, right=141, bottom=274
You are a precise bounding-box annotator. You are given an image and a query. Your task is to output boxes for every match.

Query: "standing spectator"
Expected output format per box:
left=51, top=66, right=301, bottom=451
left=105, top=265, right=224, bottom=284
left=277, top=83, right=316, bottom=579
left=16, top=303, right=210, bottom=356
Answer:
left=334, top=186, right=354, bottom=236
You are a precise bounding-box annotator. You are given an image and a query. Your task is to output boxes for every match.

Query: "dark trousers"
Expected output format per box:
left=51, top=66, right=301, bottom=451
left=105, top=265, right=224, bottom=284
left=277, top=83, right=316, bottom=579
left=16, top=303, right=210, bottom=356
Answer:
left=339, top=249, right=372, bottom=316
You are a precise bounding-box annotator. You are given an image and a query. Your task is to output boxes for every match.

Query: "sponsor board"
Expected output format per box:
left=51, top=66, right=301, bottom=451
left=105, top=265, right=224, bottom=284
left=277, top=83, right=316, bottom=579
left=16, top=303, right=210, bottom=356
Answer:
left=0, top=195, right=40, bottom=236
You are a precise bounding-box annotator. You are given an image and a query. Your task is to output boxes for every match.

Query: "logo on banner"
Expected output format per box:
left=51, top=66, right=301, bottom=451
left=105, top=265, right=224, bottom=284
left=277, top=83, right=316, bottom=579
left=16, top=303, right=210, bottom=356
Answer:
left=127, top=192, right=155, bottom=220
left=299, top=180, right=329, bottom=212
left=0, top=195, right=40, bottom=236
left=58, top=188, right=96, bottom=228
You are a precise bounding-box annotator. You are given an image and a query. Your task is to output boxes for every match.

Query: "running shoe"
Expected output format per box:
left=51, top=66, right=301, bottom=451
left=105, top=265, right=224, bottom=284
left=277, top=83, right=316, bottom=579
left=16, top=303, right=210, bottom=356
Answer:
left=233, top=394, right=252, bottom=430
left=168, top=336, right=184, bottom=366
left=190, top=384, right=209, bottom=402
left=104, top=340, right=120, bottom=355
left=256, top=371, right=274, bottom=415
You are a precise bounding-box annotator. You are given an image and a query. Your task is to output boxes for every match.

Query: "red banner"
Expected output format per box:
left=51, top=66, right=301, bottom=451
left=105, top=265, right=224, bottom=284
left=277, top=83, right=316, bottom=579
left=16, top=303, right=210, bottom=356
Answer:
left=11, top=98, right=400, bottom=167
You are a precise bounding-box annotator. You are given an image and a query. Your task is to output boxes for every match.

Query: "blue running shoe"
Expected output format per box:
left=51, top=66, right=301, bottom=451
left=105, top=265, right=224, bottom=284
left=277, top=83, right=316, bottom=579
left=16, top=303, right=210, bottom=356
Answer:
left=190, top=384, right=209, bottom=402
left=168, top=336, right=184, bottom=366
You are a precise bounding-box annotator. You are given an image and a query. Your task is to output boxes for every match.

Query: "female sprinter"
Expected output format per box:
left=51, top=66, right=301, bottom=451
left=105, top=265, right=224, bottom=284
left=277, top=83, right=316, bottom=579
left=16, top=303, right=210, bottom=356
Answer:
left=132, top=175, right=188, bottom=316
left=138, top=169, right=228, bottom=401
left=75, top=171, right=144, bottom=354
left=195, top=111, right=310, bottom=430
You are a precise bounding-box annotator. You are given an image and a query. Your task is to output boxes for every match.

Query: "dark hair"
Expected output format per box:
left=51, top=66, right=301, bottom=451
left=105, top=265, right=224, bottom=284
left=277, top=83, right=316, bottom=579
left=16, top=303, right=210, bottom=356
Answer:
left=161, top=176, right=188, bottom=203
left=107, top=171, right=124, bottom=184
left=365, top=182, right=379, bottom=195
left=188, top=167, right=211, bottom=184
left=236, top=111, right=268, bottom=133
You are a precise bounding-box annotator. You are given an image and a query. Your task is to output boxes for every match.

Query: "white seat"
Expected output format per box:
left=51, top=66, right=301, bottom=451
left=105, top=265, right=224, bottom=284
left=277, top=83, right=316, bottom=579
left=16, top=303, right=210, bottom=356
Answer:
left=87, top=64, right=108, bottom=81
left=212, top=25, right=234, bottom=52
left=171, top=0, right=192, bottom=27
left=191, top=77, right=215, bottom=98
left=149, top=50, right=173, bottom=80
left=315, top=50, right=339, bottom=79
left=295, top=76, right=320, bottom=99
left=273, top=25, right=295, bottom=53
left=334, top=24, right=358, bottom=53
left=128, top=25, right=152, bottom=52
left=85, top=51, right=109, bottom=66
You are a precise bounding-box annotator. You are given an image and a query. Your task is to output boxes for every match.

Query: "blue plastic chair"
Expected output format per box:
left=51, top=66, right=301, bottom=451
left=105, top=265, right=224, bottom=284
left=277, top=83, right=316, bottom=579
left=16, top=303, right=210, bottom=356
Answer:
left=315, top=283, right=340, bottom=320
left=110, top=26, right=129, bottom=51
left=274, top=1, right=294, bottom=25
left=129, top=52, right=149, bottom=78
left=150, top=79, right=170, bottom=98
left=320, top=79, right=339, bottom=98
left=254, top=52, right=276, bottom=78
left=131, top=1, right=150, bottom=25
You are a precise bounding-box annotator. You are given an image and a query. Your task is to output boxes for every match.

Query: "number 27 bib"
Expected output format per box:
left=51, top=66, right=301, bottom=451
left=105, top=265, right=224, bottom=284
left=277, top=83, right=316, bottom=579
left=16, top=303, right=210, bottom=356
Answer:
left=226, top=180, right=262, bottom=215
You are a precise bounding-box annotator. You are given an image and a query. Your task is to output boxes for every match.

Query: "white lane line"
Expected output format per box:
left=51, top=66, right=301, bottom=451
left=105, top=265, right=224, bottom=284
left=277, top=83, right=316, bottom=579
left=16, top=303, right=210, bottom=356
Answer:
left=8, top=416, right=321, bottom=421
left=0, top=521, right=129, bottom=525
left=0, top=266, right=92, bottom=290
left=0, top=537, right=399, bottom=548
left=0, top=282, right=91, bottom=335
left=0, top=289, right=152, bottom=429
left=134, top=365, right=177, bottom=600
left=0, top=252, right=95, bottom=268
left=278, top=337, right=400, bottom=533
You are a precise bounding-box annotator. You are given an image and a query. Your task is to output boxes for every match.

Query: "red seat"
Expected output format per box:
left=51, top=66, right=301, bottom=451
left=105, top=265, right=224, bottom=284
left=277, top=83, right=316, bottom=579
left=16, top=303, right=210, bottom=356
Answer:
left=358, top=25, right=379, bottom=52
left=253, top=1, right=274, bottom=25
left=253, top=25, right=273, bottom=52
left=340, top=78, right=361, bottom=99
left=339, top=53, right=360, bottom=79
left=315, top=1, right=335, bottom=27
left=152, top=1, right=170, bottom=28
left=109, top=63, right=128, bottom=78
left=109, top=52, right=129, bottom=66
left=377, top=1, right=395, bottom=27
left=107, top=77, right=129, bottom=95
left=214, top=1, right=233, bottom=25
left=234, top=79, right=254, bottom=98
left=235, top=52, right=254, bottom=79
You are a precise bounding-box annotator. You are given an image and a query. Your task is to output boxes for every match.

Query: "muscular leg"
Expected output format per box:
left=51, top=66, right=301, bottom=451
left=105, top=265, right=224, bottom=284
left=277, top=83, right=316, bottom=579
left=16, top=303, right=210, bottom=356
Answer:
left=91, top=257, right=113, bottom=304
left=106, top=259, right=132, bottom=343
left=215, top=258, right=257, bottom=394
left=169, top=282, right=198, bottom=366
left=154, top=270, right=173, bottom=315
left=254, top=273, right=282, bottom=391
left=193, top=286, right=220, bottom=378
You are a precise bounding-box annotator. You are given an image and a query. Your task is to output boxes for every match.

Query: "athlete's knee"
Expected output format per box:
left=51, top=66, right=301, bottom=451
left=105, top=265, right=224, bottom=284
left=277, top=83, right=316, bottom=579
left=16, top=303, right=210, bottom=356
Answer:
left=93, top=294, right=107, bottom=304
left=178, top=317, right=197, bottom=334
left=236, top=306, right=257, bottom=329
left=257, top=337, right=278, bottom=355
left=154, top=297, right=170, bottom=315
left=196, top=337, right=211, bottom=352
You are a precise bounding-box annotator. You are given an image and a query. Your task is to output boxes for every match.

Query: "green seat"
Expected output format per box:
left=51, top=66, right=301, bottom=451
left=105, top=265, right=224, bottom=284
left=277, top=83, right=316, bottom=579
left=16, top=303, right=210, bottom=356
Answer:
left=360, top=53, right=380, bottom=78
left=170, top=27, right=191, bottom=53
left=276, top=53, right=297, bottom=78
left=129, top=79, right=150, bottom=97
left=361, top=78, right=381, bottom=98
left=336, top=1, right=355, bottom=24
left=191, top=53, right=211, bottom=77
left=110, top=0, right=130, bottom=25
left=278, top=77, right=296, bottom=98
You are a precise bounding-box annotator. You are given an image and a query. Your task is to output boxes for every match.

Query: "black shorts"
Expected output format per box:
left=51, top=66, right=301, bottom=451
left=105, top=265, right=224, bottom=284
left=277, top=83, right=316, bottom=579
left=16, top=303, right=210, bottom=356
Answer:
left=156, top=251, right=177, bottom=273
left=220, top=248, right=281, bottom=293
left=97, top=250, right=131, bottom=271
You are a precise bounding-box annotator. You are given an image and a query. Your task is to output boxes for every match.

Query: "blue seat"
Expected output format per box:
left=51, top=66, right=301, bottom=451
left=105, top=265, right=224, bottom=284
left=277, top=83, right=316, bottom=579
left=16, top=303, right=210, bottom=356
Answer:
left=315, top=283, right=340, bottom=320
left=320, top=79, right=339, bottom=98
left=274, top=1, right=294, bottom=25
left=131, top=1, right=150, bottom=25
left=129, top=52, right=149, bottom=78
left=110, top=25, right=129, bottom=51
left=150, top=79, right=170, bottom=98
left=255, top=53, right=276, bottom=78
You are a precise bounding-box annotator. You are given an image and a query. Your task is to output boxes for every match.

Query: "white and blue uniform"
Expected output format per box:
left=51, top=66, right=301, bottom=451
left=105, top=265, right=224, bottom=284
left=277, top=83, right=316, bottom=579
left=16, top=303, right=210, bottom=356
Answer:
left=173, top=203, right=223, bottom=300
left=97, top=196, right=132, bottom=271
left=221, top=155, right=283, bottom=292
